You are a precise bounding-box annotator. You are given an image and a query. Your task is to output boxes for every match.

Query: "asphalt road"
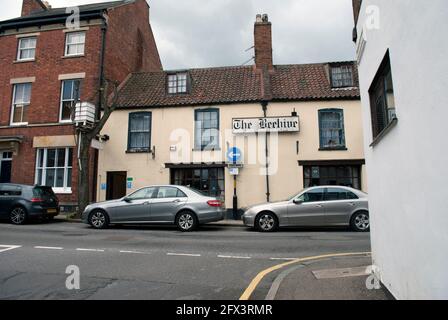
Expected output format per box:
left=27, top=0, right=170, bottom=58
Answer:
left=0, top=220, right=371, bottom=300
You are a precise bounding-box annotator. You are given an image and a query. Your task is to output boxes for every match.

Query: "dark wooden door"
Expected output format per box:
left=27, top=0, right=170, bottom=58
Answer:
left=106, top=171, right=127, bottom=200
left=0, top=160, right=12, bottom=183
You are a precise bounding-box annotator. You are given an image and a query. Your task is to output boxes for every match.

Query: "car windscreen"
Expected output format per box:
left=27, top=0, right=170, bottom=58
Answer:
left=33, top=186, right=55, bottom=198
left=288, top=189, right=306, bottom=201
left=184, top=187, right=208, bottom=197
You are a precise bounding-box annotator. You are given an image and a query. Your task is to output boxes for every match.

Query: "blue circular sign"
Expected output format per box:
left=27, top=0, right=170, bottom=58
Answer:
left=227, top=147, right=242, bottom=163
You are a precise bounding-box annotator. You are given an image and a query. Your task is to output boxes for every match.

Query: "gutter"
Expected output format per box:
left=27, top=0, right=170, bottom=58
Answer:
left=0, top=11, right=104, bottom=33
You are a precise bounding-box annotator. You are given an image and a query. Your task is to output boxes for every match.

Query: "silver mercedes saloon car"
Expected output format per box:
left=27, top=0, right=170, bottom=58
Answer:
left=82, top=185, right=225, bottom=231
left=243, top=186, right=369, bottom=232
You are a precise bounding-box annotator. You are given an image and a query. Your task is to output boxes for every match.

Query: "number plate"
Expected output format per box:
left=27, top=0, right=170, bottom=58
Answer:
left=47, top=209, right=57, bottom=214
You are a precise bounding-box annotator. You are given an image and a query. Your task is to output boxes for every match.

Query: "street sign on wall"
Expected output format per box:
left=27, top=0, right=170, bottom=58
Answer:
left=226, top=147, right=242, bottom=163
left=232, top=116, right=300, bottom=134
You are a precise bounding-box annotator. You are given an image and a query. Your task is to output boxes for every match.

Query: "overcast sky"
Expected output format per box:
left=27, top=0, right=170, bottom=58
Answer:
left=1, top=0, right=356, bottom=70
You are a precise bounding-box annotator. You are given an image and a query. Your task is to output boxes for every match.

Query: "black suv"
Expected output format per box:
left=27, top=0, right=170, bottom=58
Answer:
left=0, top=184, right=59, bottom=225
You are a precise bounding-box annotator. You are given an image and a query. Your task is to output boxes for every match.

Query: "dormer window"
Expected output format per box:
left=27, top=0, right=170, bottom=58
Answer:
left=331, top=65, right=354, bottom=88
left=167, top=72, right=188, bottom=94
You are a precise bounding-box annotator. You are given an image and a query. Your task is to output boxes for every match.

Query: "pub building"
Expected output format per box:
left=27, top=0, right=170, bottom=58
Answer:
left=96, top=14, right=366, bottom=218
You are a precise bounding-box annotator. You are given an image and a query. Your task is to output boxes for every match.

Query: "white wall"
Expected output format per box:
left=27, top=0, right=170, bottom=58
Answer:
left=356, top=0, right=448, bottom=299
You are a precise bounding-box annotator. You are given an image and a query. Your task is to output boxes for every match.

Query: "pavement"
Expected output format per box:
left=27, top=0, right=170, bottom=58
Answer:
left=0, top=219, right=389, bottom=300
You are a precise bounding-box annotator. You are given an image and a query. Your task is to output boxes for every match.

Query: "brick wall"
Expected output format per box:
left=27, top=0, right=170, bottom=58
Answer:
left=0, top=0, right=162, bottom=206
left=0, top=26, right=102, bottom=204
left=0, top=27, right=103, bottom=126
left=104, top=0, right=162, bottom=84
left=254, top=16, right=273, bottom=70
left=21, top=0, right=48, bottom=17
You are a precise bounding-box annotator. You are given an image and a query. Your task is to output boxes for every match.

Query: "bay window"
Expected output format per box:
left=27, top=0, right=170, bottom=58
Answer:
left=35, top=148, right=73, bottom=193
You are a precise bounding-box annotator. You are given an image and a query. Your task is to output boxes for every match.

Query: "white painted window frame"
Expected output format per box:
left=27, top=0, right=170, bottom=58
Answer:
left=17, top=37, right=37, bottom=61
left=35, top=148, right=72, bottom=194
left=59, top=79, right=81, bottom=123
left=10, top=83, right=32, bottom=126
left=64, top=31, right=86, bottom=57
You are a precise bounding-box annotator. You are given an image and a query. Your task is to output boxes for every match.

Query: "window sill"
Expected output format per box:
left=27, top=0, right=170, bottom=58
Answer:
left=192, top=148, right=221, bottom=152
left=62, top=54, right=85, bottom=59
left=331, top=86, right=358, bottom=90
left=370, top=118, right=398, bottom=148
left=9, top=122, right=28, bottom=127
left=126, top=149, right=152, bottom=154
left=319, top=147, right=348, bottom=151
left=14, top=59, right=35, bottom=64
left=53, top=188, right=72, bottom=195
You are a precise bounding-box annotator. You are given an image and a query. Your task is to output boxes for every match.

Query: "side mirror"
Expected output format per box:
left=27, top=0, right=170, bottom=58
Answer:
left=123, top=197, right=131, bottom=203
left=293, top=199, right=303, bottom=205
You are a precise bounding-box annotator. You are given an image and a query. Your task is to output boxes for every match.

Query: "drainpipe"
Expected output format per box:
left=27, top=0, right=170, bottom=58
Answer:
left=98, top=14, right=108, bottom=114
left=261, top=100, right=270, bottom=202
left=92, top=14, right=108, bottom=203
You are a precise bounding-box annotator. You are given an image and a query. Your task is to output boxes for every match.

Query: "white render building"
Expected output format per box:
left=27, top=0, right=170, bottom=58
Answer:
left=353, top=0, right=448, bottom=299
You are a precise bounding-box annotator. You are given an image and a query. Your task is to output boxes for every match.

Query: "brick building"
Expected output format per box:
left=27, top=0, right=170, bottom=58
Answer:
left=0, top=0, right=162, bottom=210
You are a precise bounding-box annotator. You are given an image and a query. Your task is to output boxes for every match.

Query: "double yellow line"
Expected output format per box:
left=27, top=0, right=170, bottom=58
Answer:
left=239, top=252, right=371, bottom=300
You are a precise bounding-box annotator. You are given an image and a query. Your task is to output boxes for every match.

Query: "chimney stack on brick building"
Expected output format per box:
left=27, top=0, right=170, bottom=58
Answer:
left=21, top=0, right=49, bottom=17
left=254, top=14, right=273, bottom=70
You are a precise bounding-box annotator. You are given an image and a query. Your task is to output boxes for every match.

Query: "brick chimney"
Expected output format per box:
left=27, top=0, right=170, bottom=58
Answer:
left=254, top=14, right=273, bottom=70
left=21, top=0, right=49, bottom=17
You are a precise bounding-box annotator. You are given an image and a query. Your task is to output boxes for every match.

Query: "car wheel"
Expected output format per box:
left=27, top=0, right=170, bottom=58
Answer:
left=176, top=211, right=198, bottom=232
left=89, top=210, right=109, bottom=229
left=350, top=211, right=370, bottom=232
left=256, top=212, right=278, bottom=232
left=10, top=207, right=27, bottom=225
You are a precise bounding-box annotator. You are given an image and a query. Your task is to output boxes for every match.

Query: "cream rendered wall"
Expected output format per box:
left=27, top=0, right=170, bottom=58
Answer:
left=97, top=99, right=365, bottom=209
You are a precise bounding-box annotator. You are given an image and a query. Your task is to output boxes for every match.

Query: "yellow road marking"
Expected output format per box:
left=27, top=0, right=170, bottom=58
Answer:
left=239, top=251, right=371, bottom=300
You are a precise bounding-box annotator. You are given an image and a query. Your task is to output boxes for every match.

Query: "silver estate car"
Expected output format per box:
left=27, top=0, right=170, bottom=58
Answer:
left=243, top=186, right=369, bottom=232
left=82, top=185, right=225, bottom=232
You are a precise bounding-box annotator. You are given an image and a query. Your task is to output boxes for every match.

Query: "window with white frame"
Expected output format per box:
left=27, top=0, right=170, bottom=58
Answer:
left=65, top=32, right=86, bottom=56
left=167, top=72, right=188, bottom=94
left=17, top=37, right=36, bottom=61
left=331, top=65, right=354, bottom=88
left=35, top=148, right=73, bottom=192
left=60, top=79, right=81, bottom=122
left=11, top=83, right=32, bottom=125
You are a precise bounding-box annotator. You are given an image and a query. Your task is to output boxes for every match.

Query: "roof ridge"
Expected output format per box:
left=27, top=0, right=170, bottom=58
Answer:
left=45, top=0, right=125, bottom=11
left=274, top=61, right=356, bottom=67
